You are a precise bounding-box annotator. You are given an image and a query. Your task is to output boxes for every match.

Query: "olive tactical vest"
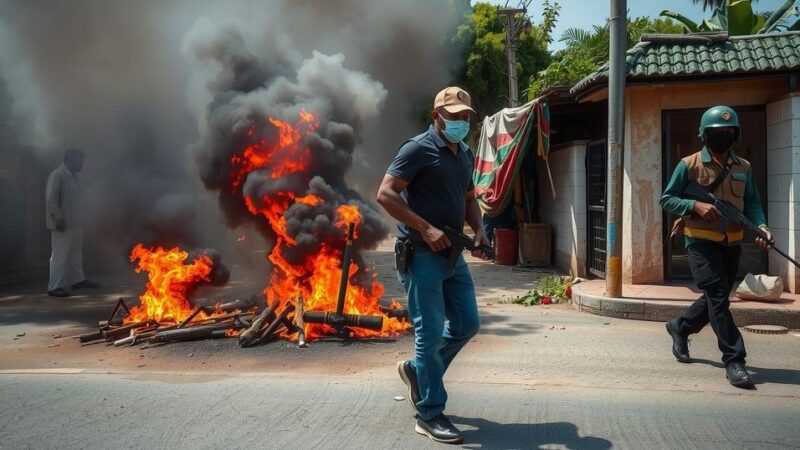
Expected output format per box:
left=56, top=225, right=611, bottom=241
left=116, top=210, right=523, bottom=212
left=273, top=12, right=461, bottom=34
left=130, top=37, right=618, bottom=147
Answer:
left=682, top=150, right=750, bottom=243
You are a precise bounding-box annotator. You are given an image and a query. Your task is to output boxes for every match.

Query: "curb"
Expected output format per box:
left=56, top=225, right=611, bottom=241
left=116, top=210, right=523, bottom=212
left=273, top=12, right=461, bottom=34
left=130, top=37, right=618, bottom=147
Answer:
left=571, top=284, right=800, bottom=329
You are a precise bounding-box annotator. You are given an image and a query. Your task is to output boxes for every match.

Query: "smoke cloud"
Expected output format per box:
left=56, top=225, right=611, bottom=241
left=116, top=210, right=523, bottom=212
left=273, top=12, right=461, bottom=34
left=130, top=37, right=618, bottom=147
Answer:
left=0, top=0, right=464, bottom=275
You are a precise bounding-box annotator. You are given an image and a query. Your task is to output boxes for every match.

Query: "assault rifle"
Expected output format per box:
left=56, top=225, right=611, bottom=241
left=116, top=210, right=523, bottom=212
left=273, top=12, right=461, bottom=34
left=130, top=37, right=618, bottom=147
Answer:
left=442, top=226, right=495, bottom=268
left=684, top=181, right=800, bottom=268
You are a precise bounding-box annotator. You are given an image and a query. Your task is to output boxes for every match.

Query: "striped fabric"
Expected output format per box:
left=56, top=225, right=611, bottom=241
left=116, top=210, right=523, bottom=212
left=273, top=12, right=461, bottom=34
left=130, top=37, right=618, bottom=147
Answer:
left=473, top=99, right=551, bottom=215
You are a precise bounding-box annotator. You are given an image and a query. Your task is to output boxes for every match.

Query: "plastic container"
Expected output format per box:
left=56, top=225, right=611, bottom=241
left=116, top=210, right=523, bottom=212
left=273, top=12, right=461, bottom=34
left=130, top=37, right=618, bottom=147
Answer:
left=494, top=228, right=519, bottom=265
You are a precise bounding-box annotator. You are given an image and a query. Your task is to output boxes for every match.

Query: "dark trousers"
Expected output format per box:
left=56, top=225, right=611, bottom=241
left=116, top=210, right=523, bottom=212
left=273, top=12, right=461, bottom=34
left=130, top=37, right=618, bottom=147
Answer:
left=677, top=240, right=746, bottom=364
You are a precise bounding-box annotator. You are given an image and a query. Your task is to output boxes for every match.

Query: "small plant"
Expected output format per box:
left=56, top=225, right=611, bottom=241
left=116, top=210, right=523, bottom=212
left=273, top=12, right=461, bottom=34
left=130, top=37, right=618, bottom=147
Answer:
left=537, top=275, right=573, bottom=301
left=500, top=275, right=575, bottom=306
left=502, top=289, right=542, bottom=306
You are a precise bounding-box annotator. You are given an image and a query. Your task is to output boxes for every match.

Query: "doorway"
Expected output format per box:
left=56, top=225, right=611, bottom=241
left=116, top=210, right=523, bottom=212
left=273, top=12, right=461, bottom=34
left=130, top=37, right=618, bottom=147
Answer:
left=662, top=106, right=768, bottom=281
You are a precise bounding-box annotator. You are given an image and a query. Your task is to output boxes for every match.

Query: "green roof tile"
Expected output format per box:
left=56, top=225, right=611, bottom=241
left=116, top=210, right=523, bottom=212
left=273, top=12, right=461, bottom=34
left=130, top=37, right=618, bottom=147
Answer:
left=571, top=32, right=800, bottom=94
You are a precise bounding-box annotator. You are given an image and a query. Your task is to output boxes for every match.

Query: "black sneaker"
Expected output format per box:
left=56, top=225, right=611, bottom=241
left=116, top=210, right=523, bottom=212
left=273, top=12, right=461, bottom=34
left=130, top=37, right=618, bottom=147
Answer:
left=415, top=414, right=463, bottom=445
left=397, top=360, right=420, bottom=411
left=72, top=280, right=100, bottom=289
left=48, top=288, right=70, bottom=298
left=665, top=319, right=690, bottom=363
left=726, top=362, right=754, bottom=389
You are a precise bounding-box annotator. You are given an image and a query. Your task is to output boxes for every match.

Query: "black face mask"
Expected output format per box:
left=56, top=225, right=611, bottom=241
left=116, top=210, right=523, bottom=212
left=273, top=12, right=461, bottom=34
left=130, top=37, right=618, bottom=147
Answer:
left=705, top=131, right=736, bottom=154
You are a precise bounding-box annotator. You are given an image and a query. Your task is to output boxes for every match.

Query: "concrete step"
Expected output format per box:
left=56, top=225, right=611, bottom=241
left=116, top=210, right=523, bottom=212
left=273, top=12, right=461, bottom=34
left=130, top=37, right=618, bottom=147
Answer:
left=572, top=280, right=800, bottom=329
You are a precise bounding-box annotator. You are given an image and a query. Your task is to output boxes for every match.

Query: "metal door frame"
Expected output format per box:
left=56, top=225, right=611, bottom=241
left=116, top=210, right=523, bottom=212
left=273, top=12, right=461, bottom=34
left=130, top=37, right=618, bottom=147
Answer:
left=586, top=139, right=608, bottom=278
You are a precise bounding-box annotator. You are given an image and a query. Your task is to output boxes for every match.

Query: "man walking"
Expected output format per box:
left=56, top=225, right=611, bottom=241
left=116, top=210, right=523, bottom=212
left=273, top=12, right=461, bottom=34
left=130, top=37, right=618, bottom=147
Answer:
left=46, top=148, right=98, bottom=297
left=377, top=87, right=489, bottom=444
left=661, top=105, right=771, bottom=388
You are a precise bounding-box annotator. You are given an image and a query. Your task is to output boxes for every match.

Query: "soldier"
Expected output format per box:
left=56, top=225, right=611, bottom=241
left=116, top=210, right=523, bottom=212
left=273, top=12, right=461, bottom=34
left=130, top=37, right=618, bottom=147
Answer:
left=660, top=105, right=771, bottom=389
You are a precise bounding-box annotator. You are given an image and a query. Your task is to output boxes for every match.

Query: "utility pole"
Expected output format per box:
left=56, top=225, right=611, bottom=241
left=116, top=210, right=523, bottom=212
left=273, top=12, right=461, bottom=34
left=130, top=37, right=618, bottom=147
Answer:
left=497, top=1, right=531, bottom=107
left=606, top=0, right=627, bottom=297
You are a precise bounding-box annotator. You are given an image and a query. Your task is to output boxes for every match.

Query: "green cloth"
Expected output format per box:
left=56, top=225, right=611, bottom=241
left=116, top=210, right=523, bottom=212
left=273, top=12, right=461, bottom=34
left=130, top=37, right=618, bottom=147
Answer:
left=659, top=148, right=766, bottom=247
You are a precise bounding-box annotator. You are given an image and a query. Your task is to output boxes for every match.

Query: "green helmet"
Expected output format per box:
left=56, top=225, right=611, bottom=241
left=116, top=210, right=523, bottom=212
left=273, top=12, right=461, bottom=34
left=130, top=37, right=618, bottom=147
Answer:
left=698, top=105, right=740, bottom=139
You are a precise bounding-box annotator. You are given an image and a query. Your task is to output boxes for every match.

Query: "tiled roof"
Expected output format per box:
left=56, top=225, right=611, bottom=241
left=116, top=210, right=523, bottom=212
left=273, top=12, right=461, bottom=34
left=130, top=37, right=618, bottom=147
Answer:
left=571, top=31, right=800, bottom=95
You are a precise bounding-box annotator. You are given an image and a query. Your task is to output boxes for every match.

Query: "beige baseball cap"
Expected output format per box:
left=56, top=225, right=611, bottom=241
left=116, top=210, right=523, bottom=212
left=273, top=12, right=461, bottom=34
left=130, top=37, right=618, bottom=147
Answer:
left=433, top=86, right=476, bottom=114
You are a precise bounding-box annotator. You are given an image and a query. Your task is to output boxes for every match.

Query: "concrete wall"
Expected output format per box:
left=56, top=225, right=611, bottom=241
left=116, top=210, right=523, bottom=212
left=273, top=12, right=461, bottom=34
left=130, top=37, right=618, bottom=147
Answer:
left=0, top=147, right=50, bottom=283
left=538, top=140, right=587, bottom=278
left=622, top=78, right=789, bottom=284
left=766, top=93, right=800, bottom=293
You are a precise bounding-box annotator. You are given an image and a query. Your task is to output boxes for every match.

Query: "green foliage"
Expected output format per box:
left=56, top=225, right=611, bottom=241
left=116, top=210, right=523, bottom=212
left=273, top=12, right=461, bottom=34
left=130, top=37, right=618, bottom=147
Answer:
left=536, top=274, right=573, bottom=299
left=500, top=275, right=574, bottom=306
left=527, top=17, right=683, bottom=98
left=661, top=0, right=799, bottom=35
left=451, top=2, right=557, bottom=116
left=503, top=289, right=543, bottom=306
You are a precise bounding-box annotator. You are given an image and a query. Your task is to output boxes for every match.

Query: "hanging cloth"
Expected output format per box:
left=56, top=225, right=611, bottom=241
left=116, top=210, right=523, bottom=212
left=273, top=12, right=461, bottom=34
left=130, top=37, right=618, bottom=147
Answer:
left=473, top=98, right=552, bottom=216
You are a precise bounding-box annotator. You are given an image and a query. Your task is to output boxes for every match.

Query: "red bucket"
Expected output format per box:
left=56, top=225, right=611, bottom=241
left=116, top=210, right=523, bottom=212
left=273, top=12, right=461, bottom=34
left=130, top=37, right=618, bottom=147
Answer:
left=494, top=228, right=518, bottom=265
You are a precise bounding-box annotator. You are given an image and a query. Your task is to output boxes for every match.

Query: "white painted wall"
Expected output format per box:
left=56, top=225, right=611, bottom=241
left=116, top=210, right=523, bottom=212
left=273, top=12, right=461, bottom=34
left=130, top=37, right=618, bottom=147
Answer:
left=766, top=93, right=800, bottom=293
left=537, top=141, right=588, bottom=277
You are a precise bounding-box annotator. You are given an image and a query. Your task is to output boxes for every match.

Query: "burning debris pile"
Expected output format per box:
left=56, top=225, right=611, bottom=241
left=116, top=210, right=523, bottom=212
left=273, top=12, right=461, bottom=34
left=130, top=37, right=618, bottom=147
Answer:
left=77, top=245, right=258, bottom=347
left=184, top=22, right=410, bottom=340
left=79, top=223, right=408, bottom=348
left=79, top=20, right=413, bottom=349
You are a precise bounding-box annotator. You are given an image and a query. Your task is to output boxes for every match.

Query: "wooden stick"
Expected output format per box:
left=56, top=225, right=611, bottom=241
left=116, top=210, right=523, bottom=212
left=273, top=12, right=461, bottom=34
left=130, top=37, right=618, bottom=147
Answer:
left=238, top=303, right=277, bottom=348
left=296, top=295, right=307, bottom=348
left=152, top=321, right=239, bottom=343
left=101, top=321, right=148, bottom=341
left=177, top=306, right=203, bottom=329
left=257, top=303, right=294, bottom=344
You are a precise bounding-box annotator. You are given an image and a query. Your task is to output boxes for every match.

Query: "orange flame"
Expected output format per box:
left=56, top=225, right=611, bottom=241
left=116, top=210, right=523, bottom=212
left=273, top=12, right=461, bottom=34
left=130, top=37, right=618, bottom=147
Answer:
left=336, top=204, right=361, bottom=238
left=125, top=245, right=214, bottom=324
left=229, top=110, right=319, bottom=189
left=230, top=110, right=409, bottom=339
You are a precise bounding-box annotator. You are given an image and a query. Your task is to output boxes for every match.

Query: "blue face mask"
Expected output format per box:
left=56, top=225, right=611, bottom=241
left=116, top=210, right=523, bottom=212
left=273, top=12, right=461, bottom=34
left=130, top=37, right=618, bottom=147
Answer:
left=441, top=117, right=470, bottom=143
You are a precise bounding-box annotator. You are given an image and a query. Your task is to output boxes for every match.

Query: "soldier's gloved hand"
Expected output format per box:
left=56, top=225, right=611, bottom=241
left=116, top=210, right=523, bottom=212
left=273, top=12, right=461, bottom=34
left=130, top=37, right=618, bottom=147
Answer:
left=755, top=226, right=772, bottom=251
left=55, top=219, right=66, bottom=232
left=471, top=231, right=491, bottom=260
left=422, top=224, right=451, bottom=252
left=692, top=201, right=721, bottom=222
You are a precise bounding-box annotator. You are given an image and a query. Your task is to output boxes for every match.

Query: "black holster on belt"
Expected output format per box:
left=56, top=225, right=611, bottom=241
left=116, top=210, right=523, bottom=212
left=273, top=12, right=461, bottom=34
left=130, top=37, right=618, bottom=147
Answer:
left=395, top=238, right=413, bottom=273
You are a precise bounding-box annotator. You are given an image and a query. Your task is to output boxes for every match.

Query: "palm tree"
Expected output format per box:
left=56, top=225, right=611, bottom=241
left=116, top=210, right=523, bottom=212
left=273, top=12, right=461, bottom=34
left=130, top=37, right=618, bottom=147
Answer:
left=559, top=18, right=683, bottom=66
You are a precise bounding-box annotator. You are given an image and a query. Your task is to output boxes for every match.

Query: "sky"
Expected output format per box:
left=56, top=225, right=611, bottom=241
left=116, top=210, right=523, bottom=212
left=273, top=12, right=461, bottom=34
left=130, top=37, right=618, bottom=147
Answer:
left=484, top=0, right=788, bottom=50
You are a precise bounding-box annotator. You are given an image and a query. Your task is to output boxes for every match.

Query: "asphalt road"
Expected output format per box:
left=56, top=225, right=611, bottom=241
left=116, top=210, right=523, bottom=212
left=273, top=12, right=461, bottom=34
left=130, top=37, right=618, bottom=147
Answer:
left=1, top=360, right=798, bottom=450
left=2, top=249, right=799, bottom=449
left=2, top=300, right=799, bottom=450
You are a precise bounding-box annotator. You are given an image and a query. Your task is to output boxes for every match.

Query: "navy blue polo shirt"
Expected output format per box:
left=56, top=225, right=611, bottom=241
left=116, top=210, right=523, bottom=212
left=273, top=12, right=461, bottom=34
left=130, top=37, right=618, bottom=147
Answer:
left=386, top=125, right=475, bottom=241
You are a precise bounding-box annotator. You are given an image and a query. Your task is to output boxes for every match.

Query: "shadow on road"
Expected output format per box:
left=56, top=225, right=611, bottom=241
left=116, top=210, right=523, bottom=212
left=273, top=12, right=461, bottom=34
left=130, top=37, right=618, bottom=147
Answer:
left=691, top=358, right=725, bottom=369
left=691, top=359, right=800, bottom=387
left=749, top=366, right=800, bottom=386
left=451, top=416, right=612, bottom=450
left=0, top=292, right=128, bottom=327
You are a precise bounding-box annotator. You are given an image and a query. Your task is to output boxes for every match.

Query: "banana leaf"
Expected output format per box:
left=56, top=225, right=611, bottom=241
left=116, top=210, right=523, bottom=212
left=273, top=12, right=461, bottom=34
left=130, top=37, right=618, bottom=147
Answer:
left=727, top=0, right=755, bottom=35
left=698, top=19, right=725, bottom=32
left=711, top=4, right=729, bottom=30
left=660, top=10, right=700, bottom=33
left=759, top=0, right=799, bottom=33
left=752, top=14, right=767, bottom=32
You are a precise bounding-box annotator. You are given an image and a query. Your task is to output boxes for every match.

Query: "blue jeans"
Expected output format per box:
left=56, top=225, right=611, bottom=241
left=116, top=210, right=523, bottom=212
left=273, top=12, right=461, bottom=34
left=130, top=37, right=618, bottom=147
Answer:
left=397, top=246, right=480, bottom=420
